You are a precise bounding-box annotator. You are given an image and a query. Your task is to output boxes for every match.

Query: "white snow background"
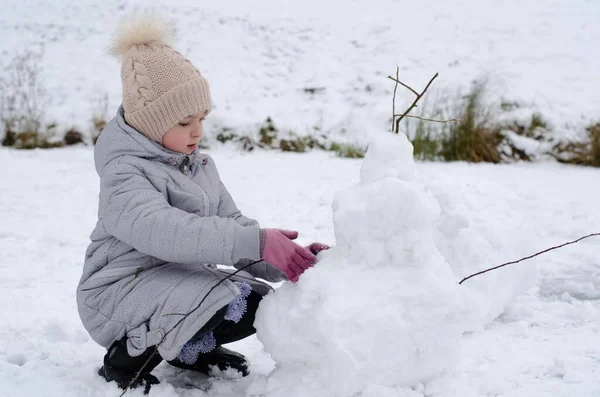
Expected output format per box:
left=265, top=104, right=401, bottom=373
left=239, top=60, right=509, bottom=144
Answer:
left=0, top=0, right=599, bottom=143
left=1, top=0, right=599, bottom=396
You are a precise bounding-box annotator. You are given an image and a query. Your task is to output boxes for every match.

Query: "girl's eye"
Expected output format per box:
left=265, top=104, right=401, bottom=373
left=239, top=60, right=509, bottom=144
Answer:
left=179, top=117, right=204, bottom=126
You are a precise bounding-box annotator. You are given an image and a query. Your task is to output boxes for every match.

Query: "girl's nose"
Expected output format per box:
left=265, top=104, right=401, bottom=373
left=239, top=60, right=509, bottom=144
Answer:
left=191, top=124, right=202, bottom=137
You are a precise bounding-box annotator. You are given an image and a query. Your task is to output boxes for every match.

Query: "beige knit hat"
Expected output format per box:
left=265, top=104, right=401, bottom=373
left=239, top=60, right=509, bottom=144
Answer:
left=110, top=12, right=212, bottom=142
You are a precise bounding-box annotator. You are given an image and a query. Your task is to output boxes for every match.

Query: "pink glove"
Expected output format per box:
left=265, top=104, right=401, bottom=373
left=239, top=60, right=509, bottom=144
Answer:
left=305, top=243, right=330, bottom=255
left=261, top=229, right=317, bottom=282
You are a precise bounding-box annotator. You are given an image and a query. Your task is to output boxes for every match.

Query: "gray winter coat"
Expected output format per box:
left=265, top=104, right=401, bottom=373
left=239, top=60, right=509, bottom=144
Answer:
left=76, top=106, right=284, bottom=361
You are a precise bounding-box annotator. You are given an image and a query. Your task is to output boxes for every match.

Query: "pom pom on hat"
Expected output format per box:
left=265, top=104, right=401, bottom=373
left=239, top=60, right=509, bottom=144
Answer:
left=110, top=10, right=177, bottom=59
left=110, top=10, right=212, bottom=143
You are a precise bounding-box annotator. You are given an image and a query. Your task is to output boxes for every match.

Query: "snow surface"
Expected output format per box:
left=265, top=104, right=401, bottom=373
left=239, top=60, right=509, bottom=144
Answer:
left=1, top=0, right=599, bottom=144
left=1, top=1, right=599, bottom=395
left=1, top=143, right=599, bottom=396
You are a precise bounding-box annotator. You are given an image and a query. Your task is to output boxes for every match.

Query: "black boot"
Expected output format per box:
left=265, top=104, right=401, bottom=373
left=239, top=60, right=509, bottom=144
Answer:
left=98, top=338, right=163, bottom=394
left=168, top=345, right=249, bottom=376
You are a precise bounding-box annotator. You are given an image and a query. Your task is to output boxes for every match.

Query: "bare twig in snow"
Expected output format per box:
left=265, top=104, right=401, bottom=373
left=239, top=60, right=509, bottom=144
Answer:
left=459, top=233, right=600, bottom=285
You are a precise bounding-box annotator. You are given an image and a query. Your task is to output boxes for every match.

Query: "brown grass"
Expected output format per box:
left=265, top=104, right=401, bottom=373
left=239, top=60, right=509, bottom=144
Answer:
left=440, top=80, right=502, bottom=163
left=552, top=122, right=600, bottom=167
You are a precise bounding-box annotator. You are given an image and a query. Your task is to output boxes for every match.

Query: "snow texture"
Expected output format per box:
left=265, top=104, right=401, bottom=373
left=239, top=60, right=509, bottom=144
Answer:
left=0, top=145, right=599, bottom=396
left=0, top=0, right=599, bottom=395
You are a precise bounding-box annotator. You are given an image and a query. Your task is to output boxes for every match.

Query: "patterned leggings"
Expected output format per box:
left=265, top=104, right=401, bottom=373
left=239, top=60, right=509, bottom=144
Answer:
left=176, top=282, right=262, bottom=365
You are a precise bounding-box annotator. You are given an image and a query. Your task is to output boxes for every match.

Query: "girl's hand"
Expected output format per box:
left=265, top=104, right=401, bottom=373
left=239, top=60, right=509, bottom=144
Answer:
left=272, top=229, right=330, bottom=255
left=305, top=243, right=330, bottom=255
left=261, top=229, right=317, bottom=282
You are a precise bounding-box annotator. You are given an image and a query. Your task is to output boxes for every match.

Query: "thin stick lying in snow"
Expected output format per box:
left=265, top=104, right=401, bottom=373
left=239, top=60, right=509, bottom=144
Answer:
left=459, top=232, right=600, bottom=285
left=394, top=72, right=439, bottom=134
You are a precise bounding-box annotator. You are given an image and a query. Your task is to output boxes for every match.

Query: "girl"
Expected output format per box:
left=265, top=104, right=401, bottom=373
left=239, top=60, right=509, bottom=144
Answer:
left=76, top=12, right=328, bottom=393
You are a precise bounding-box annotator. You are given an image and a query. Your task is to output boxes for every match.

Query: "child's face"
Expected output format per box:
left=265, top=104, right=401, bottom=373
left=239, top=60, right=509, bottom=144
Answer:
left=162, top=111, right=206, bottom=154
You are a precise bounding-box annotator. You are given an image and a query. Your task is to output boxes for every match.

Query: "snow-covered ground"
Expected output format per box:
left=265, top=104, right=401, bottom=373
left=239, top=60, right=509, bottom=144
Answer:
left=1, top=0, right=599, bottom=144
left=0, top=143, right=599, bottom=396
left=1, top=0, right=599, bottom=395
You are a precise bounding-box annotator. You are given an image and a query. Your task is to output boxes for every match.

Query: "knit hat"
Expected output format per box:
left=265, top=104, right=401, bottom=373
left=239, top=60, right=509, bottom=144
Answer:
left=110, top=12, right=212, bottom=142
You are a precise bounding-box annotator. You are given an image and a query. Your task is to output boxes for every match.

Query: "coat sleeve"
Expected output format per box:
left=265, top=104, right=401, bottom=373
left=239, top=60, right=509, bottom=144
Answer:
left=215, top=181, right=285, bottom=281
left=233, top=259, right=287, bottom=283
left=99, top=162, right=261, bottom=265
left=216, top=181, right=259, bottom=227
